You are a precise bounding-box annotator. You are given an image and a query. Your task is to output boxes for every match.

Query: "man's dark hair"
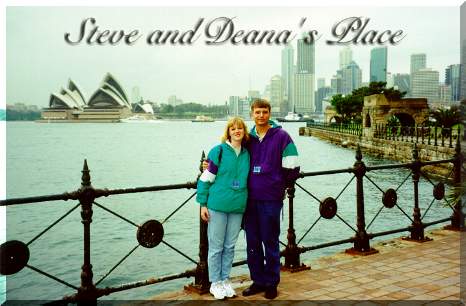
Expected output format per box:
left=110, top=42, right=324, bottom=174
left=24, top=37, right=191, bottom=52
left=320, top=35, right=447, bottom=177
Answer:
left=250, top=98, right=271, bottom=112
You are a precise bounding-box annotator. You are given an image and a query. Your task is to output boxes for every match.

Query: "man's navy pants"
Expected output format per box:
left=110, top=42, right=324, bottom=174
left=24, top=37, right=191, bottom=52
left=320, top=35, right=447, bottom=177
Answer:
left=244, top=199, right=283, bottom=287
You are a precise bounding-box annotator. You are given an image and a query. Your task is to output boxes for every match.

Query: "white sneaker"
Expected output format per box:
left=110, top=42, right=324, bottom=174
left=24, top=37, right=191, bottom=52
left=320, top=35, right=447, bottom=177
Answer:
left=222, top=279, right=236, bottom=298
left=209, top=281, right=226, bottom=300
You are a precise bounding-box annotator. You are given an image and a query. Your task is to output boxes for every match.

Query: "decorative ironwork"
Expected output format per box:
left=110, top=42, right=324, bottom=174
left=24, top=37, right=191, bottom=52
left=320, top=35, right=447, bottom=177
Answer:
left=0, top=240, right=30, bottom=275
left=137, top=220, right=164, bottom=248
left=383, top=188, right=397, bottom=208
left=306, top=122, right=462, bottom=150
left=433, top=182, right=445, bottom=200
left=319, top=197, right=337, bottom=219
left=283, top=183, right=310, bottom=272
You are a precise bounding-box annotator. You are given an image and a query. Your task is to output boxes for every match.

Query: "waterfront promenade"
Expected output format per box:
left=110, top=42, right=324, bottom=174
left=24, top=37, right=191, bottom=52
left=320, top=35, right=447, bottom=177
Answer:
left=152, top=228, right=462, bottom=302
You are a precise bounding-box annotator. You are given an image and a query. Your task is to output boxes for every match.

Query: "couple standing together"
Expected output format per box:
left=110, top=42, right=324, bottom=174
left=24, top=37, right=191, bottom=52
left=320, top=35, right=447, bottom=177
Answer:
left=196, top=99, right=300, bottom=300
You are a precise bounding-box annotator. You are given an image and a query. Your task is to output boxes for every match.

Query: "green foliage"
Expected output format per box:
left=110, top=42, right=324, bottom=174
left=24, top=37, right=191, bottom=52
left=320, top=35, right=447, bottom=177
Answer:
left=446, top=180, right=465, bottom=207
left=6, top=109, right=41, bottom=121
left=330, top=82, right=406, bottom=124
left=0, top=109, right=5, bottom=121
left=387, top=115, right=400, bottom=127
left=156, top=103, right=227, bottom=117
left=429, top=106, right=462, bottom=129
left=159, top=104, right=174, bottom=113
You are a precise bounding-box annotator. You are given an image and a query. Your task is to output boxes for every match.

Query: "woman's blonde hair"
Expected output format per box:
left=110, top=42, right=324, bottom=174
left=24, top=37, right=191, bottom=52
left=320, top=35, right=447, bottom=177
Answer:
left=221, top=117, right=249, bottom=145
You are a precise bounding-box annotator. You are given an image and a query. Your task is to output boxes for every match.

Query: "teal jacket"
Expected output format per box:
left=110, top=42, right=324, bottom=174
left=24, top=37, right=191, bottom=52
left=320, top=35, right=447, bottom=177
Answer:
left=196, top=142, right=250, bottom=213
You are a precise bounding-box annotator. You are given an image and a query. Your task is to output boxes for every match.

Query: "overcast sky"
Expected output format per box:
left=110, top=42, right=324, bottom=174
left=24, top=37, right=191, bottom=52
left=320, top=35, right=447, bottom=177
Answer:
left=5, top=6, right=460, bottom=106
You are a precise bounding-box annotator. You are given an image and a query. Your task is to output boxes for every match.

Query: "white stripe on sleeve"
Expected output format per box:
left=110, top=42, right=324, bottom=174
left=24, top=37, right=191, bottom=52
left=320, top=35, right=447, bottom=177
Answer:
left=282, top=155, right=299, bottom=169
left=200, top=170, right=216, bottom=183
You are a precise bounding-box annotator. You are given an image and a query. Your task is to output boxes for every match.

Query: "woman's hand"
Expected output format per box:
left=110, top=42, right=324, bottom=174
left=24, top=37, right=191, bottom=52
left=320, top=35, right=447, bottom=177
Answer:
left=200, top=206, right=210, bottom=222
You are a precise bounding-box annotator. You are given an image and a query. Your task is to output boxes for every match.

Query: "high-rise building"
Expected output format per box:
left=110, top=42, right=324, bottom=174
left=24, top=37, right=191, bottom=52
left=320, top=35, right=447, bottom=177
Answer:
left=410, top=53, right=427, bottom=76
left=445, top=64, right=461, bottom=101
left=439, top=84, right=452, bottom=103
left=386, top=72, right=394, bottom=88
left=297, top=39, right=315, bottom=74
left=263, top=85, right=271, bottom=101
left=131, top=86, right=141, bottom=104
left=339, top=47, right=352, bottom=69
left=317, top=78, right=326, bottom=89
left=393, top=73, right=410, bottom=94
left=295, top=37, right=315, bottom=114
left=229, top=96, right=240, bottom=116
left=341, top=61, right=362, bottom=95
left=293, top=73, right=315, bottom=114
left=281, top=44, right=294, bottom=110
left=270, top=75, right=283, bottom=116
left=315, top=86, right=332, bottom=113
left=410, top=53, right=427, bottom=98
left=370, top=47, right=387, bottom=82
left=228, top=96, right=250, bottom=118
left=411, top=68, right=439, bottom=104
left=248, top=90, right=261, bottom=100
left=331, top=73, right=343, bottom=95
left=168, top=95, right=183, bottom=106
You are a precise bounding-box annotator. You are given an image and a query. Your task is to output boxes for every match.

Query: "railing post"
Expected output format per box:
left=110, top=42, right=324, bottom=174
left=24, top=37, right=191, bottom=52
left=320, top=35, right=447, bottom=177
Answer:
left=283, top=183, right=309, bottom=272
left=346, top=145, right=378, bottom=255
left=449, top=128, right=453, bottom=148
left=188, top=151, right=210, bottom=293
left=405, top=145, right=431, bottom=242
left=77, top=159, right=98, bottom=304
left=428, top=126, right=431, bottom=145
left=434, top=124, right=438, bottom=146
left=421, top=124, right=425, bottom=145
left=441, top=126, right=445, bottom=147
left=445, top=135, right=464, bottom=231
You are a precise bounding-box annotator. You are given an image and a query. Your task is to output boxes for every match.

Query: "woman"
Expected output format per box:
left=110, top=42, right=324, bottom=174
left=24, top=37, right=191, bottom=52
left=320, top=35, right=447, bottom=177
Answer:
left=196, top=117, right=250, bottom=300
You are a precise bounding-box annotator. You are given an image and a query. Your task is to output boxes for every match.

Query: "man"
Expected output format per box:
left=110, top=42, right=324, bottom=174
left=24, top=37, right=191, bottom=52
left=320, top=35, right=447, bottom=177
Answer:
left=242, top=98, right=300, bottom=299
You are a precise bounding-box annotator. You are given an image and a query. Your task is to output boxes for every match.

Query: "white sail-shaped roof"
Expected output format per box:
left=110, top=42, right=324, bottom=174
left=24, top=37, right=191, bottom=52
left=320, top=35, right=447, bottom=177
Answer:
left=87, top=87, right=129, bottom=108
left=48, top=79, right=86, bottom=109
left=49, top=89, right=82, bottom=109
left=101, top=82, right=131, bottom=108
left=134, top=103, right=154, bottom=114
left=87, top=73, right=131, bottom=109
left=102, top=73, right=129, bottom=103
left=67, top=79, right=86, bottom=106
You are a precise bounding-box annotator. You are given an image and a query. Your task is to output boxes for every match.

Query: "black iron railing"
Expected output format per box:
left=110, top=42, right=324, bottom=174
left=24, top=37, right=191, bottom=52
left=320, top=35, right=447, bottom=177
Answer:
left=307, top=122, right=363, bottom=137
left=307, top=122, right=463, bottom=149
left=0, top=140, right=463, bottom=303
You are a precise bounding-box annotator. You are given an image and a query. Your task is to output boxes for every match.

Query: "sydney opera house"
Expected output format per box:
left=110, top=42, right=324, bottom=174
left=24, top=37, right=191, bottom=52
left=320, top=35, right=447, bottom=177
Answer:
left=40, top=73, right=153, bottom=122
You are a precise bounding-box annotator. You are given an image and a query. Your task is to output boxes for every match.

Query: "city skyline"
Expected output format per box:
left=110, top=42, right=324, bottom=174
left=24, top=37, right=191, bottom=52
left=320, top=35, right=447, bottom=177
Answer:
left=5, top=6, right=460, bottom=107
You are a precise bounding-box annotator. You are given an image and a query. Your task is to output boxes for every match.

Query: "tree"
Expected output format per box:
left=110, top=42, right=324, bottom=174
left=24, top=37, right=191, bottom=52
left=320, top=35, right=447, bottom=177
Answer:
left=330, top=82, right=406, bottom=124
left=429, top=106, right=462, bottom=137
left=386, top=115, right=400, bottom=135
left=430, top=106, right=461, bottom=128
left=160, top=104, right=174, bottom=113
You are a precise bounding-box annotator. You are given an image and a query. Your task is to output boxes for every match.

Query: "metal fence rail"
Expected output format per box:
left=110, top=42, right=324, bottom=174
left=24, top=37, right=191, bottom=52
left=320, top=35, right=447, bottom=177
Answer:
left=0, top=140, right=463, bottom=303
left=306, top=122, right=462, bottom=149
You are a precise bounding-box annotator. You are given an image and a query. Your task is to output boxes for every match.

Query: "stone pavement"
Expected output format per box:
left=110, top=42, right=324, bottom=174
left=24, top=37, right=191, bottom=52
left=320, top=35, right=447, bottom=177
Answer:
left=152, top=228, right=462, bottom=302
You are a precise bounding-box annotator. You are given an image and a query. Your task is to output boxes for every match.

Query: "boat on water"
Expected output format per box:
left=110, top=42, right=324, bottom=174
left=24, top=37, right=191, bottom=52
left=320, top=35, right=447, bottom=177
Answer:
left=277, top=112, right=309, bottom=122
left=119, top=115, right=161, bottom=123
left=192, top=115, right=215, bottom=122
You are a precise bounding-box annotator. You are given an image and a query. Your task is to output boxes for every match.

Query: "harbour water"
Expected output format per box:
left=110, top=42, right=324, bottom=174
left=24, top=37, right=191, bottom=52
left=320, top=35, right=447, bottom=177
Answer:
left=3, top=121, right=453, bottom=301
